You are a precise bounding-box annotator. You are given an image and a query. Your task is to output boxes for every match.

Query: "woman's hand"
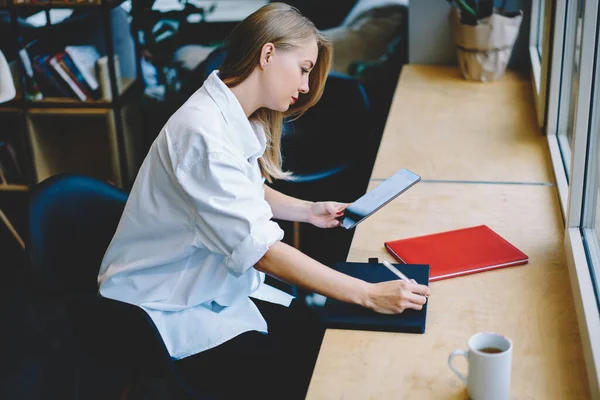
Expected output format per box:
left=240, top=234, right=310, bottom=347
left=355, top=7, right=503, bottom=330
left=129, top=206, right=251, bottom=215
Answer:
left=308, top=202, right=349, bottom=228
left=364, top=280, right=431, bottom=314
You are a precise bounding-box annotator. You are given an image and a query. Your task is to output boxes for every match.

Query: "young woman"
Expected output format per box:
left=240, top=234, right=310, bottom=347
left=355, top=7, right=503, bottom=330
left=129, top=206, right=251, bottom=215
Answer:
left=98, top=3, right=430, bottom=399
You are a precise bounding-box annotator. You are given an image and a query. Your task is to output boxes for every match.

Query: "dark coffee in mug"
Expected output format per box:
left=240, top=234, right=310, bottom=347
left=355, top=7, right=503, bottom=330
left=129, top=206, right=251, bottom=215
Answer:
left=449, top=332, right=513, bottom=400
left=479, top=347, right=503, bottom=354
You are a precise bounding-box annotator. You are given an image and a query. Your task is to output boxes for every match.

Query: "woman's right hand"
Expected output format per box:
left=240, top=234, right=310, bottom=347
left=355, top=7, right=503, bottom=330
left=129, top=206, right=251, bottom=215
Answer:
left=365, top=280, right=431, bottom=314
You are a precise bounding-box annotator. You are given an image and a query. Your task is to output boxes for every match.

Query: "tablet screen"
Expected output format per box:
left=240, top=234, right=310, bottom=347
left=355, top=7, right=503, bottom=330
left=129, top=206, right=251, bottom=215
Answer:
left=339, top=169, right=421, bottom=230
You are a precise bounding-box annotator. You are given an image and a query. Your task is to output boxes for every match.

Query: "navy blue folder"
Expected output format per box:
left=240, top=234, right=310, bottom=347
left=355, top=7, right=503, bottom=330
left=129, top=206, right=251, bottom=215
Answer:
left=318, top=261, right=430, bottom=334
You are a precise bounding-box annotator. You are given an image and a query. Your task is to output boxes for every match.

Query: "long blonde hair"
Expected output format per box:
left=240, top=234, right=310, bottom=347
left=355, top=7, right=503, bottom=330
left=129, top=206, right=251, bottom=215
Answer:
left=219, top=2, right=332, bottom=182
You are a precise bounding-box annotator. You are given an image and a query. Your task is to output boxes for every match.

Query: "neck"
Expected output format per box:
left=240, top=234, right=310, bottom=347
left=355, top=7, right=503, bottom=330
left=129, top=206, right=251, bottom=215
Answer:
left=228, top=70, right=263, bottom=117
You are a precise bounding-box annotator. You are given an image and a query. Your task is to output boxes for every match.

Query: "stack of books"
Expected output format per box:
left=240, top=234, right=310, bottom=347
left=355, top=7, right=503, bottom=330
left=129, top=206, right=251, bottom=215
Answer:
left=13, top=0, right=105, bottom=5
left=19, top=44, right=114, bottom=102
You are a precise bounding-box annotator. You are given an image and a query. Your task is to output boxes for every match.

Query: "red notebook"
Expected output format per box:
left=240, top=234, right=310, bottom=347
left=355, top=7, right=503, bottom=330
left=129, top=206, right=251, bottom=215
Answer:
left=384, top=225, right=528, bottom=281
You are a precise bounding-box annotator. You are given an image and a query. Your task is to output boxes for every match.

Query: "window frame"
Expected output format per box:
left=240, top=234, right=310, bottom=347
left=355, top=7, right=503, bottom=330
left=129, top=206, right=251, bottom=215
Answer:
left=543, top=0, right=600, bottom=396
left=546, top=0, right=571, bottom=214
left=529, top=0, right=553, bottom=128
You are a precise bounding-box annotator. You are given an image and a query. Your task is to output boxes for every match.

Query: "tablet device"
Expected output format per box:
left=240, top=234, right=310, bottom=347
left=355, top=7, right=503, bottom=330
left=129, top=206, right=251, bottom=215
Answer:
left=339, top=169, right=421, bottom=230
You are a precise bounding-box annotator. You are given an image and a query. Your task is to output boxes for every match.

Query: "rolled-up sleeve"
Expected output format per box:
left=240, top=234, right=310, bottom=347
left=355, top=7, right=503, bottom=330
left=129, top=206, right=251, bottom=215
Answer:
left=176, top=151, right=283, bottom=277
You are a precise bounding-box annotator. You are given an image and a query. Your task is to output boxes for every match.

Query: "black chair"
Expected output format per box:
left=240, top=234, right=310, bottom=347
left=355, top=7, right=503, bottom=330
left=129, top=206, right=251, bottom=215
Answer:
left=277, top=70, right=375, bottom=199
left=28, top=174, right=210, bottom=399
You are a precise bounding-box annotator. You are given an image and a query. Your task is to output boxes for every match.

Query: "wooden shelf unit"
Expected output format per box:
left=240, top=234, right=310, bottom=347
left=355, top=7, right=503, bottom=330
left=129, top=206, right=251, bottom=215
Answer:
left=25, top=102, right=141, bottom=187
left=0, top=0, right=143, bottom=189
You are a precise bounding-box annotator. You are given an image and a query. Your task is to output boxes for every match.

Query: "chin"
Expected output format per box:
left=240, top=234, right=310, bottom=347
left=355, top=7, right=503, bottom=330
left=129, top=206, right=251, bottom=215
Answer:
left=264, top=100, right=292, bottom=112
left=264, top=103, right=289, bottom=112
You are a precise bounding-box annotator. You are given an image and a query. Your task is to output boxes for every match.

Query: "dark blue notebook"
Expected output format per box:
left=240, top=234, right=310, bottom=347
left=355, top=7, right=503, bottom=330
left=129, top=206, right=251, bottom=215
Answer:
left=318, top=261, right=430, bottom=334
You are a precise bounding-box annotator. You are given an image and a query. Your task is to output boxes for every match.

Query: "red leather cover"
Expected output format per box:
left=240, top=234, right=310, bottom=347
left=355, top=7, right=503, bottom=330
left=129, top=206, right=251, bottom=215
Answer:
left=385, top=225, right=528, bottom=281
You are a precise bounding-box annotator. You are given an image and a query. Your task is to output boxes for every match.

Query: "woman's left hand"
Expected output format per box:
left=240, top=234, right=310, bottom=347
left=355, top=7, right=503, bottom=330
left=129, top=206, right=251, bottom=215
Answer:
left=308, top=202, right=350, bottom=229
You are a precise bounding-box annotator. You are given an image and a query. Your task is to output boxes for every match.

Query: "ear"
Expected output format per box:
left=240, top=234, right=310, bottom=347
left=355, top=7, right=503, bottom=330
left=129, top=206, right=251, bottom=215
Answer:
left=260, top=43, right=275, bottom=69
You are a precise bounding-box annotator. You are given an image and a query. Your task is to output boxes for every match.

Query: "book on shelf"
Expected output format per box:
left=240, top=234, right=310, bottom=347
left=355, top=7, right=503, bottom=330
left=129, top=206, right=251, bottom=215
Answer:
left=20, top=42, right=108, bottom=102
left=32, top=54, right=72, bottom=97
left=96, top=55, right=122, bottom=101
left=13, top=0, right=104, bottom=5
left=61, top=53, right=96, bottom=96
left=65, top=46, right=101, bottom=94
left=48, top=53, right=88, bottom=101
left=18, top=44, right=43, bottom=101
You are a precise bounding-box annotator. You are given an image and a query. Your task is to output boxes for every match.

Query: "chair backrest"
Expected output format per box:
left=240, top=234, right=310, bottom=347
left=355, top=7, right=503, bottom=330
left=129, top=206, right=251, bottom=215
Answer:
left=27, top=174, right=185, bottom=386
left=281, top=71, right=371, bottom=175
left=28, top=174, right=128, bottom=298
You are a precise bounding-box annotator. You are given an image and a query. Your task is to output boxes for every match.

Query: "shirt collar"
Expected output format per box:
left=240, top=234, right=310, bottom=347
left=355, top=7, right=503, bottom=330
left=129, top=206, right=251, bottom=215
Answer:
left=202, top=70, right=266, bottom=160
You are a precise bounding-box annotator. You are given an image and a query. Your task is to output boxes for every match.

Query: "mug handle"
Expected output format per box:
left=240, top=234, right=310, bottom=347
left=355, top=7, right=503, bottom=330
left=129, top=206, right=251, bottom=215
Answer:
left=448, top=349, right=468, bottom=384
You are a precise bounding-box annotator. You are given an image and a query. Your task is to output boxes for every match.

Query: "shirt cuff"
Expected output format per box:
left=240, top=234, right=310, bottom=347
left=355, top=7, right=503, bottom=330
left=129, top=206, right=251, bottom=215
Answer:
left=225, top=221, right=284, bottom=277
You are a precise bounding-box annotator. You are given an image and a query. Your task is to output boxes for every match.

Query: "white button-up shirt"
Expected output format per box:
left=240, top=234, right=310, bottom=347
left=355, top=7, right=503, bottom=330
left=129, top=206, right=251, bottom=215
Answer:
left=98, top=71, right=293, bottom=360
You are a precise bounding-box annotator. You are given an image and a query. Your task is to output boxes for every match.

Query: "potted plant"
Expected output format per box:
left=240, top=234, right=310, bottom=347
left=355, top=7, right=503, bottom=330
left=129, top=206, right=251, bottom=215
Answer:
left=448, top=0, right=523, bottom=82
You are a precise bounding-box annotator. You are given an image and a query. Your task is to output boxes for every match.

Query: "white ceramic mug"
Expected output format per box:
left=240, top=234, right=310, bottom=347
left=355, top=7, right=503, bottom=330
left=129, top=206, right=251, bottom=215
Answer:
left=448, top=332, right=513, bottom=400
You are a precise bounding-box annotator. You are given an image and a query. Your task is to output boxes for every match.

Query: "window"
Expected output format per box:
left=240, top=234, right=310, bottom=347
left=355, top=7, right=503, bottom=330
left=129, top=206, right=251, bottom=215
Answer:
left=581, top=0, right=600, bottom=315
left=537, top=0, right=546, bottom=57
left=586, top=59, right=600, bottom=307
left=530, top=0, right=552, bottom=127
left=555, top=0, right=586, bottom=180
left=542, top=0, right=600, bottom=394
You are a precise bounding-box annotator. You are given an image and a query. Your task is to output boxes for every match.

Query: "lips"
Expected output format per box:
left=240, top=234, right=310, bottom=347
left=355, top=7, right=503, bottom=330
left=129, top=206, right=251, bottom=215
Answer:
left=291, top=97, right=298, bottom=105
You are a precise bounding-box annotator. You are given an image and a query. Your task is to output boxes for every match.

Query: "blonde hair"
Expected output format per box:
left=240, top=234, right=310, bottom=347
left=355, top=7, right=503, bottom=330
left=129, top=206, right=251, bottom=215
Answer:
left=219, top=2, right=332, bottom=182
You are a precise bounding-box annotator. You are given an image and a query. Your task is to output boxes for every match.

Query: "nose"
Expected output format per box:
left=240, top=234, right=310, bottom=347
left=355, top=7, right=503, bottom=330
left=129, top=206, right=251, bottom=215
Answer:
left=299, top=76, right=309, bottom=94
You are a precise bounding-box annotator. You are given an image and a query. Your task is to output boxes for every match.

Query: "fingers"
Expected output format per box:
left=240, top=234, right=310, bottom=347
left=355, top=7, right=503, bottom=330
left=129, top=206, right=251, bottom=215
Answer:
left=313, top=215, right=342, bottom=229
left=408, top=292, right=427, bottom=305
left=323, top=202, right=349, bottom=216
left=371, top=280, right=429, bottom=314
left=327, top=203, right=345, bottom=217
left=398, top=282, right=430, bottom=312
left=403, top=301, right=424, bottom=311
left=392, top=299, right=423, bottom=312
left=398, top=287, right=427, bottom=312
left=407, top=282, right=431, bottom=297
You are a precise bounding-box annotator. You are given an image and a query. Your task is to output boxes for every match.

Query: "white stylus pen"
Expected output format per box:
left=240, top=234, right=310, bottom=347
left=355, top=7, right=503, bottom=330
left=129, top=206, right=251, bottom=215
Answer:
left=382, top=260, right=429, bottom=298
